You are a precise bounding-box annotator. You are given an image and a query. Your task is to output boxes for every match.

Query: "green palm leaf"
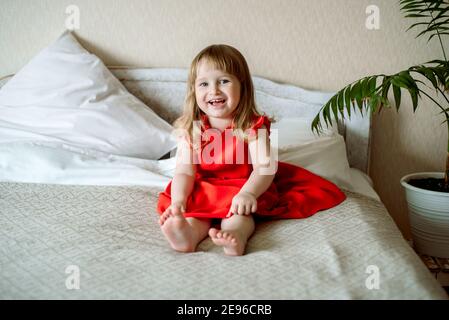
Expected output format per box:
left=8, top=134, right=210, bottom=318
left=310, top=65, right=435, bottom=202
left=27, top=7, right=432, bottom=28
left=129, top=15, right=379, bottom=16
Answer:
left=311, top=64, right=449, bottom=133
left=312, top=0, right=449, bottom=186
left=400, top=0, right=449, bottom=47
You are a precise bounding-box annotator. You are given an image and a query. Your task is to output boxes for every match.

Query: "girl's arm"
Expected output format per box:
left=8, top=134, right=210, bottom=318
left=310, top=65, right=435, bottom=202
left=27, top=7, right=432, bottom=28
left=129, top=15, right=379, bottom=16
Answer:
left=229, top=126, right=277, bottom=216
left=169, top=138, right=197, bottom=210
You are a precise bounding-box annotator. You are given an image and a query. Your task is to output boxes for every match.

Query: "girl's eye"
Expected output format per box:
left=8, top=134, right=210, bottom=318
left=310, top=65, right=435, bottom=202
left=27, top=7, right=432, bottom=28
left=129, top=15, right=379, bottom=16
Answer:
left=199, top=82, right=208, bottom=87
left=220, top=79, right=230, bottom=84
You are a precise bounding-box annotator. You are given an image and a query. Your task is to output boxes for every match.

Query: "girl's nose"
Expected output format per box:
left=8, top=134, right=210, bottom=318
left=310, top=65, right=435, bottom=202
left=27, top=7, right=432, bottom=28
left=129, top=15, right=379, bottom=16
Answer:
left=210, top=84, right=221, bottom=94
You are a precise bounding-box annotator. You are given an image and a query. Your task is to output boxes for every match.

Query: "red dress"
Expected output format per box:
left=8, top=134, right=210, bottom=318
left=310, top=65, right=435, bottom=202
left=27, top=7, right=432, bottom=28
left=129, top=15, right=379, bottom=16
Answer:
left=157, top=115, right=346, bottom=220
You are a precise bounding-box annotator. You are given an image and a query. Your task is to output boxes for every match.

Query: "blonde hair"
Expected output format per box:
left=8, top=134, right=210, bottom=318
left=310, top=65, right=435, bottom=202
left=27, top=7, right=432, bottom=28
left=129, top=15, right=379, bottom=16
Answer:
left=174, top=44, right=263, bottom=146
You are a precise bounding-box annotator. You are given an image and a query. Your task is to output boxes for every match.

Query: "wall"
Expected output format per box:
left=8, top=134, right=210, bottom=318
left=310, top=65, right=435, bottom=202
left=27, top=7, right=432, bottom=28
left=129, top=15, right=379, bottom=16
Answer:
left=1, top=0, right=447, bottom=239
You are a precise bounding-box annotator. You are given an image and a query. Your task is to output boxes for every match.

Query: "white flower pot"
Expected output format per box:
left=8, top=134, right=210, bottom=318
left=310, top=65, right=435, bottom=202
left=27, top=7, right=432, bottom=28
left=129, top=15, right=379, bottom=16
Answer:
left=401, top=172, right=449, bottom=258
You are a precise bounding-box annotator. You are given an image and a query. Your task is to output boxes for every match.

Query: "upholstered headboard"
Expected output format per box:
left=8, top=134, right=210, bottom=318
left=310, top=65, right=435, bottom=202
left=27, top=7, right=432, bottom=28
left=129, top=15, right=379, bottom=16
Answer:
left=0, top=67, right=371, bottom=173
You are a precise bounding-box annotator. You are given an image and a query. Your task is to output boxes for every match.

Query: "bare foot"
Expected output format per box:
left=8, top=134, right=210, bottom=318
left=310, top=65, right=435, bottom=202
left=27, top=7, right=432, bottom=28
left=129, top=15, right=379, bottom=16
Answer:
left=208, top=228, right=246, bottom=256
left=159, top=209, right=174, bottom=226
left=160, top=212, right=197, bottom=253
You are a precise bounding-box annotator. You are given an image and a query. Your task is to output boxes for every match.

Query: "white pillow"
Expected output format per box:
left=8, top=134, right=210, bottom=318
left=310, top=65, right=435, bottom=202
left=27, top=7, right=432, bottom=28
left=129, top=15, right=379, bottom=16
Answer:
left=271, top=117, right=338, bottom=149
left=0, top=31, right=176, bottom=159
left=271, top=117, right=353, bottom=190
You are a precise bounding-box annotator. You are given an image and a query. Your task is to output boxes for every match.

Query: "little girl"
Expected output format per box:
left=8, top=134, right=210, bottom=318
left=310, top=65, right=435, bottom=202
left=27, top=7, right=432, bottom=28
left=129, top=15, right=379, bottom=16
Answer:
left=157, top=44, right=346, bottom=256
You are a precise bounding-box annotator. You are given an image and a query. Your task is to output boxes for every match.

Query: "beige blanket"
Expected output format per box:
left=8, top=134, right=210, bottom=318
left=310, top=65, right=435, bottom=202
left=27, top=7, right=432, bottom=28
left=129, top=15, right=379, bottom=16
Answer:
left=0, top=182, right=446, bottom=299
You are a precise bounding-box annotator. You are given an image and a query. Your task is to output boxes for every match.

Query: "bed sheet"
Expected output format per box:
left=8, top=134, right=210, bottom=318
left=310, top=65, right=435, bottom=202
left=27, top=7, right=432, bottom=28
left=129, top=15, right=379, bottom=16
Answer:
left=0, top=141, right=377, bottom=200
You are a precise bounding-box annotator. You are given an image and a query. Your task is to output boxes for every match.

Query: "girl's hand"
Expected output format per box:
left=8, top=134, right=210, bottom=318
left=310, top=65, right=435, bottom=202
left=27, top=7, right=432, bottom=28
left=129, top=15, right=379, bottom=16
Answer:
left=227, top=192, right=257, bottom=217
left=164, top=201, right=186, bottom=216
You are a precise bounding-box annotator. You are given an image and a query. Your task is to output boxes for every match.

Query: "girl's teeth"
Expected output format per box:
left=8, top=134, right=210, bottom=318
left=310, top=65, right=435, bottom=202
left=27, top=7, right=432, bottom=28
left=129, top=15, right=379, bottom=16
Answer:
left=209, top=99, right=225, bottom=105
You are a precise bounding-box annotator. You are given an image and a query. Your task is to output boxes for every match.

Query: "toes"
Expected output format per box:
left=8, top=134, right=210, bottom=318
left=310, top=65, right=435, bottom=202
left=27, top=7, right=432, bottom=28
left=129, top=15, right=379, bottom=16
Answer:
left=216, top=231, right=223, bottom=239
left=223, top=232, right=237, bottom=244
left=224, top=233, right=236, bottom=243
left=209, top=229, right=239, bottom=246
left=217, top=232, right=237, bottom=244
left=160, top=211, right=173, bottom=219
left=208, top=228, right=219, bottom=238
left=159, top=212, right=172, bottom=226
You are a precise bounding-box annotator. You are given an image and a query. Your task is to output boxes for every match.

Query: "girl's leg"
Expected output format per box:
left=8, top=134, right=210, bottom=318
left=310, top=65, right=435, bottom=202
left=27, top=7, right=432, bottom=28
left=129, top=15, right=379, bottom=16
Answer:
left=161, top=215, right=211, bottom=252
left=209, top=215, right=255, bottom=256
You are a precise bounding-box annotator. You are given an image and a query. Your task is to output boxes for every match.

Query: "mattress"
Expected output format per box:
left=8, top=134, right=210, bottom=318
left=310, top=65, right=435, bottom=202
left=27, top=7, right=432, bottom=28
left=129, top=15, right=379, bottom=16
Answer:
left=0, top=181, right=446, bottom=299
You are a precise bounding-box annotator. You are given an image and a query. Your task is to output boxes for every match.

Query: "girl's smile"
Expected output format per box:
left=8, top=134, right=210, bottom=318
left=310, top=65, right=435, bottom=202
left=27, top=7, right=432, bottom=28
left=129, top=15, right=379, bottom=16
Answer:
left=208, top=98, right=226, bottom=108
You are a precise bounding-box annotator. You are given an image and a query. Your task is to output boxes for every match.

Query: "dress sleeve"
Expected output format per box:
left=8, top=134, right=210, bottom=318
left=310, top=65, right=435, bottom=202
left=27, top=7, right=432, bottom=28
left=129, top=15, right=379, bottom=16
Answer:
left=248, top=115, right=271, bottom=139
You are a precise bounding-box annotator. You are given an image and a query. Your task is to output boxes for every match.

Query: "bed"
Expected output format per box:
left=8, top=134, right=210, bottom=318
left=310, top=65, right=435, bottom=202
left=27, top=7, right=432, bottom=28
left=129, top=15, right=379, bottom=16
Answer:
left=0, top=31, right=447, bottom=299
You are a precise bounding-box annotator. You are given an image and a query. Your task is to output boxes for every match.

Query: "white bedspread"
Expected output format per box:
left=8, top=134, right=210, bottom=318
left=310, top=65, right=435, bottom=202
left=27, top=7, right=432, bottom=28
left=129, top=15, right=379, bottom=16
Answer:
left=0, top=181, right=446, bottom=299
left=0, top=141, right=446, bottom=299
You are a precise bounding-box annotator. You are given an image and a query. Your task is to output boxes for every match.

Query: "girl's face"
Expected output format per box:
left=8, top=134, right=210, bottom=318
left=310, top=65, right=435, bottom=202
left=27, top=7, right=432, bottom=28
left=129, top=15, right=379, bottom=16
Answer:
left=195, top=59, right=241, bottom=122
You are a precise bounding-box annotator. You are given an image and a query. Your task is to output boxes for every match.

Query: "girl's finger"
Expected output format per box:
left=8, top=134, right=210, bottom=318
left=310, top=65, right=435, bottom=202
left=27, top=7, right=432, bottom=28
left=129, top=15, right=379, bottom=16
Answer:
left=251, top=202, right=257, bottom=213
left=237, top=204, right=245, bottom=215
left=231, top=203, right=238, bottom=215
left=245, top=204, right=252, bottom=215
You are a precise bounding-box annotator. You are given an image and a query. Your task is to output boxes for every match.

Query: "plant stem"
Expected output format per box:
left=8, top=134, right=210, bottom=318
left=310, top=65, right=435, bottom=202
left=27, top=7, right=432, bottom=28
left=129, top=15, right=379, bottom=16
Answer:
left=444, top=108, right=449, bottom=188
left=436, top=26, right=448, bottom=62
left=418, top=6, right=448, bottom=182
left=426, top=1, right=448, bottom=62
left=418, top=89, right=448, bottom=114
left=435, top=87, right=449, bottom=106
left=428, top=2, right=449, bottom=187
left=418, top=88, right=449, bottom=187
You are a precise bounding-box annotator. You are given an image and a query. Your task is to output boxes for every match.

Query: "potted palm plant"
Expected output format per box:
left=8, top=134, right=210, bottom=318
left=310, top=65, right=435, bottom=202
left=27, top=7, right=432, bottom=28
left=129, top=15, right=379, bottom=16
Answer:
left=312, top=0, right=449, bottom=258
